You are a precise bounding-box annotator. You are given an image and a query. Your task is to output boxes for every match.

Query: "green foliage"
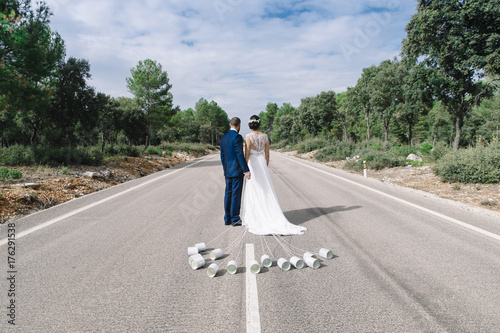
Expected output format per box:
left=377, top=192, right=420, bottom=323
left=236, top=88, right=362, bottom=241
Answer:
left=354, top=148, right=406, bottom=171
left=60, top=167, right=69, bottom=175
left=433, top=145, right=500, bottom=183
left=0, top=145, right=103, bottom=166
left=403, top=0, right=498, bottom=149
left=270, top=140, right=289, bottom=150
left=315, top=141, right=356, bottom=162
left=431, top=142, right=452, bottom=162
left=391, top=145, right=418, bottom=158
left=297, top=91, right=338, bottom=137
left=145, top=147, right=163, bottom=156
left=418, top=142, right=433, bottom=155
left=104, top=144, right=141, bottom=157
left=126, top=59, right=174, bottom=146
left=193, top=98, right=229, bottom=145
left=45, top=58, right=99, bottom=146
left=1, top=0, right=65, bottom=144
left=0, top=145, right=35, bottom=165
left=0, top=167, right=22, bottom=181
left=295, top=138, right=328, bottom=154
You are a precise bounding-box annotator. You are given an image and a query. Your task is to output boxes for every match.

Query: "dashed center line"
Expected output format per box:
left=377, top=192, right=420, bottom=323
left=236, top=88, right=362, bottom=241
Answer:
left=246, top=243, right=261, bottom=333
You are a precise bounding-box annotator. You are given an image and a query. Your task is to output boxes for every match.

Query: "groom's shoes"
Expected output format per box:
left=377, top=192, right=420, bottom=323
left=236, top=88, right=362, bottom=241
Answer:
left=232, top=220, right=242, bottom=227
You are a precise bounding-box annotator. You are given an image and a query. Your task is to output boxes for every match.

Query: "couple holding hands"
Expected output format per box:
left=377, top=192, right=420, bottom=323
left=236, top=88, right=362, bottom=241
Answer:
left=220, top=116, right=306, bottom=236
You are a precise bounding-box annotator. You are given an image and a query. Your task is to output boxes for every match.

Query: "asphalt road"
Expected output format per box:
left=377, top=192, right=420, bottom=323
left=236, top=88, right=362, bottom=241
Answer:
left=1, top=152, right=499, bottom=332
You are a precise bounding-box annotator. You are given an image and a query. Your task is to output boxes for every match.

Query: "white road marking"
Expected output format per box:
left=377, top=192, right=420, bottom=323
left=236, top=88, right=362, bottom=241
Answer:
left=246, top=243, right=261, bottom=333
left=280, top=154, right=500, bottom=243
left=0, top=158, right=208, bottom=246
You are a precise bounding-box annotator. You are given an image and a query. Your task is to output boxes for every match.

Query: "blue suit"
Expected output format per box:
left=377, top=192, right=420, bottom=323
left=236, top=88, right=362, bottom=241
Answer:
left=220, top=129, right=250, bottom=225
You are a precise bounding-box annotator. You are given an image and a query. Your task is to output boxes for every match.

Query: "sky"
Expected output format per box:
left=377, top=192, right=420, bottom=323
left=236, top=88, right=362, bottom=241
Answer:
left=44, top=0, right=418, bottom=135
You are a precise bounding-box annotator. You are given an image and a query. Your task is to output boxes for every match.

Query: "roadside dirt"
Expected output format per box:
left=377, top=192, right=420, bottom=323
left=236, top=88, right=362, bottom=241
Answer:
left=0, top=151, right=209, bottom=223
left=288, top=150, right=500, bottom=214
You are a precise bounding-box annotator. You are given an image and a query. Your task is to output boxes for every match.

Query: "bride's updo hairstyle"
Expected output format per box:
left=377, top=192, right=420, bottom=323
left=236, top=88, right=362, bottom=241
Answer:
left=248, top=115, right=261, bottom=130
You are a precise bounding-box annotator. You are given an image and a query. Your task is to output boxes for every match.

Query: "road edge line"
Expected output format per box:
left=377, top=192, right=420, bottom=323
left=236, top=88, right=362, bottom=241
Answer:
left=279, top=154, right=500, bottom=243
left=0, top=157, right=208, bottom=246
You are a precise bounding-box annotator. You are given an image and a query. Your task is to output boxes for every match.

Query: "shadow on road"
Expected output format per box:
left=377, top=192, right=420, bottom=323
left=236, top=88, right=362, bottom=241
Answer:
left=284, top=206, right=362, bottom=225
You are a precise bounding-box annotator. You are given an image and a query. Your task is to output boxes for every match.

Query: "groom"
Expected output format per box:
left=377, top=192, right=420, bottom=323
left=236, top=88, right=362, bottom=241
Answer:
left=220, top=117, right=251, bottom=226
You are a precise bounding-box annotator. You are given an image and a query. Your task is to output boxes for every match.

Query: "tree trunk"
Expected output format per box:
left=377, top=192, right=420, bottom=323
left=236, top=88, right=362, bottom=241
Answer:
left=453, top=113, right=464, bottom=150
left=342, top=125, right=348, bottom=141
left=383, top=118, right=390, bottom=142
left=408, top=124, right=413, bottom=146
left=101, top=131, right=105, bottom=153
left=30, top=126, right=38, bottom=145
left=365, top=112, right=371, bottom=140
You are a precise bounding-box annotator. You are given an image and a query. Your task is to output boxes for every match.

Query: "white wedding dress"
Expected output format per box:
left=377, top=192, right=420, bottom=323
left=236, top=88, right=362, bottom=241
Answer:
left=241, top=133, right=307, bottom=235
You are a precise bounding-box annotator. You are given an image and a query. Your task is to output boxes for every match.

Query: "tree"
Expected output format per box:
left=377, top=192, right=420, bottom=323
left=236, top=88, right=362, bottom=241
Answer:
left=336, top=91, right=359, bottom=142
left=427, top=101, right=454, bottom=146
left=116, top=97, right=148, bottom=145
left=126, top=59, right=174, bottom=148
left=168, top=108, right=200, bottom=143
left=259, top=102, right=278, bottom=136
left=403, top=0, right=499, bottom=149
left=96, top=94, right=121, bottom=152
left=297, top=91, right=337, bottom=138
left=46, top=58, right=98, bottom=146
left=194, top=98, right=229, bottom=145
left=471, top=91, right=500, bottom=143
left=369, top=59, right=400, bottom=142
left=1, top=0, right=65, bottom=144
left=351, top=67, right=377, bottom=140
left=271, top=103, right=297, bottom=143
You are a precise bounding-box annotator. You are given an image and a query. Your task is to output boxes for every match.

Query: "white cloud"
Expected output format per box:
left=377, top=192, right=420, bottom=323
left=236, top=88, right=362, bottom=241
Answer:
left=44, top=0, right=417, bottom=130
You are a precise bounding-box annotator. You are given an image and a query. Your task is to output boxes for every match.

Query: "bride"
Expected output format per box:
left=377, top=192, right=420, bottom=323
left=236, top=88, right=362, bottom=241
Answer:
left=241, top=115, right=307, bottom=235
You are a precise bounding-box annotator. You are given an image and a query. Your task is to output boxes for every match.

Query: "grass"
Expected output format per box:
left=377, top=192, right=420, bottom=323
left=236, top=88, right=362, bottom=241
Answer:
left=0, top=167, right=22, bottom=181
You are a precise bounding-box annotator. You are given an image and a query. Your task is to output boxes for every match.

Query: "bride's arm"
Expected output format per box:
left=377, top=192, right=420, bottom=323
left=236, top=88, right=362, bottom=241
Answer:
left=265, top=140, right=270, bottom=166
left=245, top=136, right=251, bottom=163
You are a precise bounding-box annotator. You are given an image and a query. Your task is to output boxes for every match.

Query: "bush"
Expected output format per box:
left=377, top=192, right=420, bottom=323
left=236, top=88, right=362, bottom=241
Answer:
left=315, top=141, right=356, bottom=162
left=145, top=147, right=162, bottom=156
left=0, top=145, right=104, bottom=166
left=391, top=145, right=418, bottom=158
left=433, top=145, right=500, bottom=183
left=295, top=138, right=328, bottom=154
left=353, top=148, right=406, bottom=170
left=431, top=141, right=452, bottom=162
left=33, top=146, right=103, bottom=166
left=104, top=144, right=140, bottom=157
left=418, top=142, right=433, bottom=155
left=0, top=145, right=35, bottom=165
left=343, top=147, right=406, bottom=172
left=0, top=167, right=22, bottom=181
left=357, top=138, right=393, bottom=151
left=270, top=139, right=289, bottom=150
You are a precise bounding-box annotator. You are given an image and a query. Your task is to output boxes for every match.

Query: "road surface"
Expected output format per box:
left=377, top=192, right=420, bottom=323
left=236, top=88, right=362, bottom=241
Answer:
left=1, top=152, right=499, bottom=332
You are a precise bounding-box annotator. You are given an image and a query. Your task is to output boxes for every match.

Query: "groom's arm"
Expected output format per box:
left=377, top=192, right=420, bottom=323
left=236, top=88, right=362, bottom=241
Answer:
left=220, top=138, right=227, bottom=175
left=235, top=135, right=250, bottom=175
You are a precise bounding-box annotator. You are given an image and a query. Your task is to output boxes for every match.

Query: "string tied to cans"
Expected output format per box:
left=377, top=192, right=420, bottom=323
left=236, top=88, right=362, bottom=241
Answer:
left=188, top=227, right=335, bottom=278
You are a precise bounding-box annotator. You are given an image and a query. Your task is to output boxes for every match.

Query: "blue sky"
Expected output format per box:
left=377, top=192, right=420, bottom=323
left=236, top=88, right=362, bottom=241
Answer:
left=45, top=0, right=417, bottom=133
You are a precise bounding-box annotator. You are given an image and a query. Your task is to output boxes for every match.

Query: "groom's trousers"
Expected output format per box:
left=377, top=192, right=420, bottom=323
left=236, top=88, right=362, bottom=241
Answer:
left=224, top=176, right=244, bottom=224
